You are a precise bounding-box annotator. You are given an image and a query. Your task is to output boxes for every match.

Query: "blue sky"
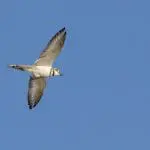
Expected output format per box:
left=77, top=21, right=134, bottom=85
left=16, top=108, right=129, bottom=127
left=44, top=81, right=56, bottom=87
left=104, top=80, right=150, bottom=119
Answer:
left=0, top=0, right=150, bottom=149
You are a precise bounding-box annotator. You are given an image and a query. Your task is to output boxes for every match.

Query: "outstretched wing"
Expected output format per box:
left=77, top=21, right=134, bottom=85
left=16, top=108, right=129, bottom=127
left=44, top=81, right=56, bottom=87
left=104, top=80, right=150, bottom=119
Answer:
left=28, top=77, right=46, bottom=109
left=34, top=27, right=67, bottom=66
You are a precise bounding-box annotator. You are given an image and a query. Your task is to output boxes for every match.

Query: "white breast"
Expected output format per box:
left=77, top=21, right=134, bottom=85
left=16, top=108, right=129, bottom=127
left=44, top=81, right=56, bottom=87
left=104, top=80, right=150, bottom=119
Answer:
left=33, top=66, right=52, bottom=77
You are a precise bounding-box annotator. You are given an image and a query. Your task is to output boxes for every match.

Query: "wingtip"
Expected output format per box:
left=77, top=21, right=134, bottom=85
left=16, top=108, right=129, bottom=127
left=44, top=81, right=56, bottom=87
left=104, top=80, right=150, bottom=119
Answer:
left=62, top=27, right=66, bottom=30
left=8, top=64, right=15, bottom=68
left=28, top=104, right=35, bottom=110
left=60, top=27, right=66, bottom=33
left=28, top=100, right=39, bottom=110
left=29, top=106, right=32, bottom=110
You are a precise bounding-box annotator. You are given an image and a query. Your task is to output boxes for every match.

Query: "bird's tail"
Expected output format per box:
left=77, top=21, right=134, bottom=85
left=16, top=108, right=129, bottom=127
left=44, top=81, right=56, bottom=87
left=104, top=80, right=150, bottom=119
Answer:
left=8, top=64, right=33, bottom=72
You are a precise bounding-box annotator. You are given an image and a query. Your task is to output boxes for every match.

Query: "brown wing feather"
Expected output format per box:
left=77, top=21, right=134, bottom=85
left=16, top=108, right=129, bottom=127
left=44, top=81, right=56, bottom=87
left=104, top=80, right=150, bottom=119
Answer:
left=28, top=77, right=46, bottom=109
left=34, top=27, right=66, bottom=66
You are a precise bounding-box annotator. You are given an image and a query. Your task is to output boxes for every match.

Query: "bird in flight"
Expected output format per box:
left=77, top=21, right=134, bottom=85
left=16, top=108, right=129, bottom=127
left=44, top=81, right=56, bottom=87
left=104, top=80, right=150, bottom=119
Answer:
left=8, top=27, right=67, bottom=109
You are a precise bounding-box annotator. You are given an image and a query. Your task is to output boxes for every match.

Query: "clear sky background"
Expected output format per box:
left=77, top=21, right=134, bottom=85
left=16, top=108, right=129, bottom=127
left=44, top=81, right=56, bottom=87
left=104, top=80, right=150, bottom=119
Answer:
left=0, top=0, right=150, bottom=149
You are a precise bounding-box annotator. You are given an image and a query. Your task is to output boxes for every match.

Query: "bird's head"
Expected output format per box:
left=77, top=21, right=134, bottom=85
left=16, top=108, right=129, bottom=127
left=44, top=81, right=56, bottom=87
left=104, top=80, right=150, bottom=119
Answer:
left=51, top=68, right=63, bottom=76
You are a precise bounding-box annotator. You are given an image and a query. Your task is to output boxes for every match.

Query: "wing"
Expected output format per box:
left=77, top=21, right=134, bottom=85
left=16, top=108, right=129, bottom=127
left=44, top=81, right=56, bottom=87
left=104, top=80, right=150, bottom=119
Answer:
left=34, top=27, right=67, bottom=66
left=28, top=77, right=46, bottom=109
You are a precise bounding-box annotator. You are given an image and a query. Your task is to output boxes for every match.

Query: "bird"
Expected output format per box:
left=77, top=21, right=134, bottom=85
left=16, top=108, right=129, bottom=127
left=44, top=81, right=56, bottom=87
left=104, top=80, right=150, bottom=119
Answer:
left=8, top=27, right=67, bottom=109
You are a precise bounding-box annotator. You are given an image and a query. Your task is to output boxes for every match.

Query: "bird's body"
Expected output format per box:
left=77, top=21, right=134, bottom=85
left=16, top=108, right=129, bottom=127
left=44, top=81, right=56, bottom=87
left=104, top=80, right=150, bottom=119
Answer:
left=8, top=27, right=67, bottom=109
left=30, top=65, right=52, bottom=78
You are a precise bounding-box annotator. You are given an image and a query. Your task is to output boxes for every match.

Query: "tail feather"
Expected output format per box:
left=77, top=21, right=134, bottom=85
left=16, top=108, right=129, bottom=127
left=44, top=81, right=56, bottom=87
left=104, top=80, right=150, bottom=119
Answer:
left=8, top=64, right=32, bottom=71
